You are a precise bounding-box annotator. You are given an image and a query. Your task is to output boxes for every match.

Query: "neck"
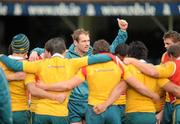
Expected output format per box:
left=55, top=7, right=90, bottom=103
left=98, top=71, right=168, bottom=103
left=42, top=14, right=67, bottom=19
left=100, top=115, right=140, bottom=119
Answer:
left=75, top=47, right=85, bottom=57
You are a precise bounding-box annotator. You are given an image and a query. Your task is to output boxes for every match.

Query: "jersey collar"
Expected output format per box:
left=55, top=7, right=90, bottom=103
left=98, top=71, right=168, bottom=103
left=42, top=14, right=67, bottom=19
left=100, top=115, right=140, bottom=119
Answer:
left=52, top=53, right=64, bottom=58
left=8, top=55, right=24, bottom=60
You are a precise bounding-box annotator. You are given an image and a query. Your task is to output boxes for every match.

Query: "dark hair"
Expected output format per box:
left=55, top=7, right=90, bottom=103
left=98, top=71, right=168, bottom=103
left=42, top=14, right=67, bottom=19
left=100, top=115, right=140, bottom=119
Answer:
left=128, top=41, right=148, bottom=60
left=167, top=44, right=180, bottom=58
left=93, top=39, right=110, bottom=54
left=115, top=43, right=129, bottom=57
left=163, top=30, right=180, bottom=43
left=71, top=28, right=89, bottom=42
left=45, top=37, right=66, bottom=55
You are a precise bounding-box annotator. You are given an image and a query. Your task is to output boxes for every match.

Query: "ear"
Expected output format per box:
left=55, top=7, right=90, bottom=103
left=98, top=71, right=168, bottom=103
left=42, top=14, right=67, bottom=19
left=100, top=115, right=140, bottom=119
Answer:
left=74, top=40, right=78, bottom=46
left=45, top=49, right=51, bottom=57
left=23, top=53, right=28, bottom=59
left=23, top=52, right=28, bottom=59
left=48, top=51, right=52, bottom=57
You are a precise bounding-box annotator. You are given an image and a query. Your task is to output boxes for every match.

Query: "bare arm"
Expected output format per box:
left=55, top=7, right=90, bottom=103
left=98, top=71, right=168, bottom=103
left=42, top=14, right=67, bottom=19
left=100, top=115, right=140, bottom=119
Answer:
left=6, top=72, right=26, bottom=81
left=105, top=80, right=127, bottom=106
left=93, top=80, right=127, bottom=114
left=163, top=82, right=180, bottom=98
left=124, top=58, right=159, bottom=78
left=27, top=83, right=66, bottom=103
left=125, top=76, right=160, bottom=102
left=36, top=76, right=84, bottom=92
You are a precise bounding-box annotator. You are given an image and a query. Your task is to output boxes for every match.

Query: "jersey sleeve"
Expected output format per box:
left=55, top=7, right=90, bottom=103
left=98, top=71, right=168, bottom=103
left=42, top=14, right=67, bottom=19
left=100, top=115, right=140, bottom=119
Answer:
left=23, top=60, right=41, bottom=74
left=155, top=62, right=175, bottom=78
left=0, top=55, right=23, bottom=71
left=110, top=29, right=128, bottom=53
left=0, top=62, right=11, bottom=76
left=70, top=56, right=88, bottom=71
left=157, top=78, right=170, bottom=88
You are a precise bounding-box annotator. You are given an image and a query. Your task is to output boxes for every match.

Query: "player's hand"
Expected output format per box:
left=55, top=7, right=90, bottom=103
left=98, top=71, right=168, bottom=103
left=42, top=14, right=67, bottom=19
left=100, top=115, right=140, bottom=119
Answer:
left=54, top=93, right=66, bottom=103
left=117, top=18, right=128, bottom=32
left=29, top=51, right=39, bottom=61
left=93, top=103, right=108, bottom=114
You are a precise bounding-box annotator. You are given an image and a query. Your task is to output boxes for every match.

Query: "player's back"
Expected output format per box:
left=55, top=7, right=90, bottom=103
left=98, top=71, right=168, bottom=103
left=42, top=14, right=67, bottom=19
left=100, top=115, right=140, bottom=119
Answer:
left=81, top=61, right=122, bottom=105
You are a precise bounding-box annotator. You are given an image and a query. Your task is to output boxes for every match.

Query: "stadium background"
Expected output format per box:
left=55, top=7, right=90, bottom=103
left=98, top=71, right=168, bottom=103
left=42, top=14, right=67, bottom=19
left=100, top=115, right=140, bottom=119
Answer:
left=0, top=0, right=180, bottom=64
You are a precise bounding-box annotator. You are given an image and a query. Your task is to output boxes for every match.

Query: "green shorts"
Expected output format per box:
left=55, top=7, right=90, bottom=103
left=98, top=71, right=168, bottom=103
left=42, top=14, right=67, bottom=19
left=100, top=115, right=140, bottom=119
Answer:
left=68, top=100, right=88, bottom=123
left=125, top=112, right=156, bottom=124
left=118, top=105, right=125, bottom=124
left=33, top=113, right=69, bottom=124
left=86, top=105, right=122, bottom=124
left=161, top=102, right=174, bottom=124
left=173, top=104, right=180, bottom=124
left=13, top=110, right=31, bottom=124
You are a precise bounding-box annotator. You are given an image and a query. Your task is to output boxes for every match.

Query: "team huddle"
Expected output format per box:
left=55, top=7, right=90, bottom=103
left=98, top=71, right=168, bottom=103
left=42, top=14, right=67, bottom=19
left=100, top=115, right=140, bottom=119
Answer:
left=0, top=19, right=180, bottom=124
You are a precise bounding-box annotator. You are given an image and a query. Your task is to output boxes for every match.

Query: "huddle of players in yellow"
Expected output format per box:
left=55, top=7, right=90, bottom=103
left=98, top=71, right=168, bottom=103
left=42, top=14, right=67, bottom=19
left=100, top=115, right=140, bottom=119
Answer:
left=0, top=20, right=180, bottom=124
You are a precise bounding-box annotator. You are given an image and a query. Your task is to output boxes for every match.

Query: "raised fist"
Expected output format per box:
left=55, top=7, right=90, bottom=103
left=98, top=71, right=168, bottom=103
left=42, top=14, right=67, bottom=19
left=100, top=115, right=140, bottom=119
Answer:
left=117, top=18, right=128, bottom=31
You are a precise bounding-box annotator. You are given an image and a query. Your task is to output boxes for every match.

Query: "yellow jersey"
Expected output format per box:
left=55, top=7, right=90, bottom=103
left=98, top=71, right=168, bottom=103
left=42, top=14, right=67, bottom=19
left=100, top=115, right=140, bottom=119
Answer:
left=0, top=60, right=29, bottom=112
left=156, top=62, right=180, bottom=105
left=76, top=61, right=130, bottom=106
left=126, top=64, right=168, bottom=113
left=23, top=55, right=88, bottom=116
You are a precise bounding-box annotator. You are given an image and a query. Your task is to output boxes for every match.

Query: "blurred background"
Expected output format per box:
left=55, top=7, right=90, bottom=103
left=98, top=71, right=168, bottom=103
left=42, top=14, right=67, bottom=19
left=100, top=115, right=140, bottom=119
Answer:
left=0, top=0, right=180, bottom=63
